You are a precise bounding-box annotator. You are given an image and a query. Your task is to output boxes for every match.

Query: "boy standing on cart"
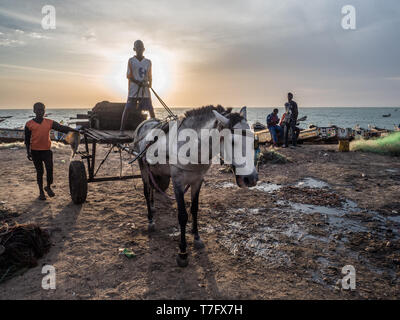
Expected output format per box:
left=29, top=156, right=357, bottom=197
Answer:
left=120, top=40, right=155, bottom=136
left=25, top=102, right=78, bottom=200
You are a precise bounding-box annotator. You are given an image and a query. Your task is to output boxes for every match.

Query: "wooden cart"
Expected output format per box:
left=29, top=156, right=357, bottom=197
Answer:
left=69, top=129, right=142, bottom=204
left=68, top=101, right=146, bottom=204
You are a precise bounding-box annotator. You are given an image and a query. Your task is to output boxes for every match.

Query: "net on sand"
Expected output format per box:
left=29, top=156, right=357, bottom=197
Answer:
left=0, top=223, right=51, bottom=283
left=350, top=132, right=400, bottom=156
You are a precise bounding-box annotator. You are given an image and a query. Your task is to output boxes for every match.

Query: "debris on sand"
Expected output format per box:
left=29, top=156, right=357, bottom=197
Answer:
left=0, top=142, right=25, bottom=150
left=0, top=223, right=51, bottom=283
left=0, top=205, right=19, bottom=223
left=296, top=177, right=330, bottom=189
left=258, top=149, right=289, bottom=164
left=277, top=186, right=343, bottom=207
left=118, top=248, right=136, bottom=259
left=250, top=182, right=282, bottom=193
left=212, top=197, right=400, bottom=288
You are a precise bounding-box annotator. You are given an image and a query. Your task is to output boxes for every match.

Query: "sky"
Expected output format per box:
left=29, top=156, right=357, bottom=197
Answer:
left=0, top=0, right=399, bottom=109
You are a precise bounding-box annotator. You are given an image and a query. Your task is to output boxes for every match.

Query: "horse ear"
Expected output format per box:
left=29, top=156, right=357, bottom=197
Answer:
left=239, top=106, right=247, bottom=120
left=212, top=110, right=230, bottom=127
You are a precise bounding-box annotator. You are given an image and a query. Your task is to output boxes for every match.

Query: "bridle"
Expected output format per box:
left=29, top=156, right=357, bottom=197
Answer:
left=217, top=119, right=253, bottom=172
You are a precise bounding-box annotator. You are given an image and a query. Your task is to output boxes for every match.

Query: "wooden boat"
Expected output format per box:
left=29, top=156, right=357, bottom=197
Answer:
left=0, top=128, right=24, bottom=142
left=0, top=127, right=56, bottom=143
left=252, top=122, right=266, bottom=132
left=254, top=126, right=319, bottom=144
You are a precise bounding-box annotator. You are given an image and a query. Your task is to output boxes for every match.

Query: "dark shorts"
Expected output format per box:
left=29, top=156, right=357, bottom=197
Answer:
left=126, top=97, right=154, bottom=112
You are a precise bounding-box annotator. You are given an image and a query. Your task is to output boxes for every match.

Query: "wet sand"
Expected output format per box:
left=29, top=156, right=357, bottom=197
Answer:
left=0, top=142, right=399, bottom=299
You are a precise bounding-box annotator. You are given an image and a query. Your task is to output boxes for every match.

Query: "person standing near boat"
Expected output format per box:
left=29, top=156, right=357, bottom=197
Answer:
left=266, top=108, right=282, bottom=147
left=282, top=92, right=298, bottom=148
left=25, top=102, right=77, bottom=200
left=120, top=40, right=155, bottom=136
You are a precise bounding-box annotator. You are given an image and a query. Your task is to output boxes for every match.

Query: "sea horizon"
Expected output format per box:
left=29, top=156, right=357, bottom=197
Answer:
left=1, top=106, right=399, bottom=131
left=1, top=105, right=399, bottom=110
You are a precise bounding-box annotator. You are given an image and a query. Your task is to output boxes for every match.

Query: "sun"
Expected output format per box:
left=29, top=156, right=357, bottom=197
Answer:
left=107, top=46, right=174, bottom=101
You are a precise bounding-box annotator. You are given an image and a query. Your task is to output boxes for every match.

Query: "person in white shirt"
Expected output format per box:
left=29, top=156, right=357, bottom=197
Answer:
left=120, top=40, right=155, bottom=135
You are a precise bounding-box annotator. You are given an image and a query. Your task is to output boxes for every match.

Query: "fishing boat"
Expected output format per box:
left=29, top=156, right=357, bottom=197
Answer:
left=254, top=126, right=320, bottom=144
left=0, top=128, right=25, bottom=142
left=252, top=122, right=266, bottom=132
left=0, top=127, right=57, bottom=143
left=382, top=113, right=391, bottom=117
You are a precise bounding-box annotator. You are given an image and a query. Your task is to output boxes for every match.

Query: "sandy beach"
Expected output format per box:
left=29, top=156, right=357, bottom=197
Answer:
left=0, top=142, right=399, bottom=299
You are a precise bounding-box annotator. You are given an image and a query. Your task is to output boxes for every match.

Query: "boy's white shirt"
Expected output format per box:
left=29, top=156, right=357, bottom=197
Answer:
left=127, top=56, right=151, bottom=98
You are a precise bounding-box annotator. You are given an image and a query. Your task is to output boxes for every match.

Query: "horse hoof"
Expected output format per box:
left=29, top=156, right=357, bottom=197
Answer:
left=148, top=222, right=156, bottom=232
left=194, top=239, right=205, bottom=249
left=176, top=255, right=189, bottom=268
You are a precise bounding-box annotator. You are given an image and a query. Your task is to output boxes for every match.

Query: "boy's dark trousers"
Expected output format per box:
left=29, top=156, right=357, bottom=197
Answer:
left=31, top=150, right=53, bottom=189
left=284, top=120, right=297, bottom=146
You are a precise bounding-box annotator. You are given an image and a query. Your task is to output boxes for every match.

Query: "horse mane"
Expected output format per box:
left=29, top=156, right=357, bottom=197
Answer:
left=184, top=105, right=232, bottom=119
left=184, top=105, right=248, bottom=128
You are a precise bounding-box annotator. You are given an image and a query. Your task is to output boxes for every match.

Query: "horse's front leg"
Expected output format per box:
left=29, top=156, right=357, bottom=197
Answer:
left=191, top=179, right=205, bottom=249
left=145, top=183, right=156, bottom=232
left=173, top=181, right=189, bottom=267
left=139, top=160, right=156, bottom=232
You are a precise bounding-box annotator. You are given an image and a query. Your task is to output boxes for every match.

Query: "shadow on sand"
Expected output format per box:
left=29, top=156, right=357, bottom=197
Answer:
left=143, top=195, right=223, bottom=299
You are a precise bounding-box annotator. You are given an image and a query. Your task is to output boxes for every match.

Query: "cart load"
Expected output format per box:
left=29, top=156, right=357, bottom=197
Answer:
left=70, top=101, right=146, bottom=130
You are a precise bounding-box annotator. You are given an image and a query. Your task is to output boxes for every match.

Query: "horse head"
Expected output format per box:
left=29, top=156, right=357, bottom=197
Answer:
left=213, top=106, right=258, bottom=188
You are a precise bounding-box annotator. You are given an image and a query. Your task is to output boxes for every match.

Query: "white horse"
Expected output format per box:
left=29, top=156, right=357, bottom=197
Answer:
left=132, top=105, right=258, bottom=267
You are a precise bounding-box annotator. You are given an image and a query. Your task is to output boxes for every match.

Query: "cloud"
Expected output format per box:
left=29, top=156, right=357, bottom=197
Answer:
left=29, top=32, right=50, bottom=39
left=0, top=28, right=51, bottom=46
left=0, top=0, right=400, bottom=107
left=0, top=38, right=25, bottom=47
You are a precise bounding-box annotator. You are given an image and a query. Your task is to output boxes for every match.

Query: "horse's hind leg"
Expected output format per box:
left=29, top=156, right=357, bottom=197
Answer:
left=191, top=180, right=205, bottom=249
left=173, top=181, right=189, bottom=267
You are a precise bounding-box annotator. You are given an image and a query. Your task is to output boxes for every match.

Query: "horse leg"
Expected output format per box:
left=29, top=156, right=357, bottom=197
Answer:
left=139, top=160, right=156, bottom=232
left=173, top=181, right=189, bottom=267
left=191, top=180, right=205, bottom=249
left=145, top=182, right=156, bottom=232
left=150, top=185, right=155, bottom=213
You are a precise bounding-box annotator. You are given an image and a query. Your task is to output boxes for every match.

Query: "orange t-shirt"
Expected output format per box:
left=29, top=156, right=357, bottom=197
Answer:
left=26, top=118, right=54, bottom=150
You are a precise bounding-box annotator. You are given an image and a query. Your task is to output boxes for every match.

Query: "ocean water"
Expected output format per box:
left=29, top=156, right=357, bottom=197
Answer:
left=1, top=107, right=399, bottom=131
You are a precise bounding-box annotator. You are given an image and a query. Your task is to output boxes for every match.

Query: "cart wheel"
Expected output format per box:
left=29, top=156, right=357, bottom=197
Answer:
left=69, top=160, right=88, bottom=204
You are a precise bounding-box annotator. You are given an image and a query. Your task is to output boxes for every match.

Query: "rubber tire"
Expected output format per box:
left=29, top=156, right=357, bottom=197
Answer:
left=69, top=160, right=88, bottom=204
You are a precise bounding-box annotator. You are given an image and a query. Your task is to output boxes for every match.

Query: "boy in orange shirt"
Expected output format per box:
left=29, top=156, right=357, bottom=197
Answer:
left=25, top=102, right=78, bottom=200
